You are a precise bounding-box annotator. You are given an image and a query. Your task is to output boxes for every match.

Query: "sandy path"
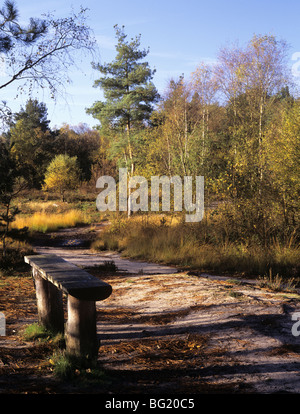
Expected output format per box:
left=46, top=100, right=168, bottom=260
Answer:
left=96, top=271, right=300, bottom=393
left=31, top=225, right=300, bottom=393
left=33, top=225, right=178, bottom=274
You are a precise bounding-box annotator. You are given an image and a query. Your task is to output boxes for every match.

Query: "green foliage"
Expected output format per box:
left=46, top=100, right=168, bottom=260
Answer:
left=0, top=29, right=298, bottom=279
left=0, top=2, right=95, bottom=98
left=5, top=99, right=113, bottom=188
left=0, top=141, right=21, bottom=258
left=87, top=25, right=159, bottom=173
left=265, top=101, right=300, bottom=225
left=0, top=1, right=47, bottom=54
left=13, top=98, right=50, bottom=132
left=50, top=351, right=107, bottom=383
left=55, top=124, right=102, bottom=182
left=23, top=323, right=64, bottom=344
left=88, top=25, right=158, bottom=130
left=9, top=99, right=53, bottom=187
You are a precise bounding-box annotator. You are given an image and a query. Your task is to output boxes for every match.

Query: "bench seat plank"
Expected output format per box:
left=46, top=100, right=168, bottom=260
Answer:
left=24, top=254, right=112, bottom=301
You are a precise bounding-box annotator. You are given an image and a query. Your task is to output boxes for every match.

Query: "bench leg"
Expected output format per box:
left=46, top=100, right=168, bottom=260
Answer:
left=33, top=269, right=65, bottom=334
left=66, top=295, right=99, bottom=359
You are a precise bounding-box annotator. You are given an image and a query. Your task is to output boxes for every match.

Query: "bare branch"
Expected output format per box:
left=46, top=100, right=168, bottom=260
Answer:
left=0, top=5, right=96, bottom=99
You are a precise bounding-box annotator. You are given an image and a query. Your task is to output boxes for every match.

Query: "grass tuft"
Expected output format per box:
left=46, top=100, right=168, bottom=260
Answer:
left=50, top=351, right=108, bottom=383
left=258, top=269, right=298, bottom=292
left=12, top=210, right=88, bottom=233
left=22, top=323, right=65, bottom=346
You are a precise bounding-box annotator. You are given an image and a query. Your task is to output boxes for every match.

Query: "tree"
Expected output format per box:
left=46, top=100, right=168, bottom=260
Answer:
left=0, top=1, right=46, bottom=52
left=0, top=1, right=95, bottom=105
left=44, top=154, right=80, bottom=201
left=265, top=101, right=300, bottom=231
left=243, top=35, right=290, bottom=184
left=215, top=34, right=291, bottom=198
left=190, top=63, right=218, bottom=163
left=0, top=2, right=95, bottom=258
left=8, top=98, right=54, bottom=187
left=13, top=98, right=50, bottom=131
left=87, top=25, right=159, bottom=175
left=0, top=0, right=44, bottom=121
left=158, top=76, right=194, bottom=176
left=0, top=141, right=22, bottom=258
left=55, top=124, right=102, bottom=182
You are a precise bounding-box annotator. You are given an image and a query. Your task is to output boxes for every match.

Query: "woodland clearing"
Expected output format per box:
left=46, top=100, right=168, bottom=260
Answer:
left=1, top=225, right=300, bottom=394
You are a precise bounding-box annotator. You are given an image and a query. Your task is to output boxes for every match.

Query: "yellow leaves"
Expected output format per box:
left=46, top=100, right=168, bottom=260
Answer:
left=44, top=154, right=80, bottom=196
left=187, top=342, right=202, bottom=351
left=234, top=64, right=247, bottom=82
left=265, top=102, right=300, bottom=196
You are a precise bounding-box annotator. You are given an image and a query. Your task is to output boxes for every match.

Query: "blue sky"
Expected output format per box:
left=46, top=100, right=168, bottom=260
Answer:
left=2, top=0, right=300, bottom=129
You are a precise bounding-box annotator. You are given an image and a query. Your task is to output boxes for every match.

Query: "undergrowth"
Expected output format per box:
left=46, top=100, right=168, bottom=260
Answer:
left=22, top=323, right=65, bottom=345
left=12, top=210, right=88, bottom=233
left=49, top=351, right=109, bottom=383
left=22, top=322, right=108, bottom=383
left=92, top=206, right=300, bottom=279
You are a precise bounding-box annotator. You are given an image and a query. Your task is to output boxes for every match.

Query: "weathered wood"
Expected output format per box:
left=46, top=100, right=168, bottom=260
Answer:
left=66, top=295, right=98, bottom=358
left=25, top=253, right=112, bottom=358
left=25, top=254, right=112, bottom=301
left=33, top=268, right=65, bottom=333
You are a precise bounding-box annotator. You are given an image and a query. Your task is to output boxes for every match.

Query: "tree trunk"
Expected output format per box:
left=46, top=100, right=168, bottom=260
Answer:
left=126, top=122, right=134, bottom=176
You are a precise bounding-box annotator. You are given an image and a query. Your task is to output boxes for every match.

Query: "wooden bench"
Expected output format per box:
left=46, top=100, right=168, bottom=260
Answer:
left=24, top=254, right=112, bottom=359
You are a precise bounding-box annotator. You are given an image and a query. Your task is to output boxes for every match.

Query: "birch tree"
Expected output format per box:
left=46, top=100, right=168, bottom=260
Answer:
left=190, top=63, right=218, bottom=163
left=215, top=35, right=290, bottom=197
left=244, top=35, right=290, bottom=183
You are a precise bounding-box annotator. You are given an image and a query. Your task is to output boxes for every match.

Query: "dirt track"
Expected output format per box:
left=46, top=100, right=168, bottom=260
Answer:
left=94, top=271, right=300, bottom=394
left=2, top=225, right=300, bottom=394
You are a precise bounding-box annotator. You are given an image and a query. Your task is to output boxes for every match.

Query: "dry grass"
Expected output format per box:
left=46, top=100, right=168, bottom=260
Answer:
left=258, top=269, right=298, bottom=292
left=12, top=210, right=88, bottom=233
left=92, top=211, right=300, bottom=278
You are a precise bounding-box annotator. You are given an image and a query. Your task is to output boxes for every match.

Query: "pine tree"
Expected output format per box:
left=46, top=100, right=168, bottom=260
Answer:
left=13, top=98, right=50, bottom=132
left=0, top=141, right=19, bottom=258
left=9, top=99, right=54, bottom=187
left=87, top=25, right=159, bottom=175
